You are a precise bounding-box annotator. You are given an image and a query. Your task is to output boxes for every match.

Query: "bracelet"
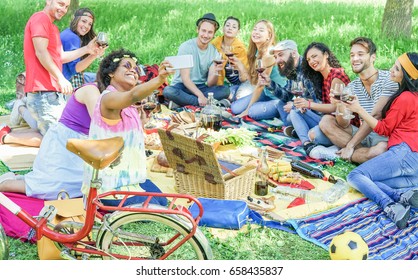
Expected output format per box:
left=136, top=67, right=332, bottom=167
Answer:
left=308, top=100, right=311, bottom=109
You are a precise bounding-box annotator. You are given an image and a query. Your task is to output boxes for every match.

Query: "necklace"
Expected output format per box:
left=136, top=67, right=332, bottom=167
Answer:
left=360, top=71, right=378, bottom=82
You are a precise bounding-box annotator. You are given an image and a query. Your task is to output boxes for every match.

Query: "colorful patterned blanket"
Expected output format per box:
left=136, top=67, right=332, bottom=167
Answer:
left=221, top=115, right=334, bottom=166
left=288, top=198, right=418, bottom=260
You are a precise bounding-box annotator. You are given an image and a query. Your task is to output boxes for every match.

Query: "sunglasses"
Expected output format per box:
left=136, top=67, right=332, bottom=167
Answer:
left=122, top=61, right=142, bottom=76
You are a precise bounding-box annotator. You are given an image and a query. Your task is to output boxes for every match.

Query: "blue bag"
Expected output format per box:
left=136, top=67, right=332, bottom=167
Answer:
left=189, top=198, right=249, bottom=230
left=189, top=197, right=296, bottom=233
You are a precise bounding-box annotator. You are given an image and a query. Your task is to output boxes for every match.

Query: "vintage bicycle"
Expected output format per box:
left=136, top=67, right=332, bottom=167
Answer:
left=0, top=136, right=212, bottom=260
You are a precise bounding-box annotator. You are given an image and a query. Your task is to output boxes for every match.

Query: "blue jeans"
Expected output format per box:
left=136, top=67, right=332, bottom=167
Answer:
left=163, top=83, right=230, bottom=106
left=276, top=100, right=292, bottom=126
left=100, top=180, right=168, bottom=207
left=347, top=142, right=418, bottom=210
left=231, top=91, right=281, bottom=120
left=289, top=109, right=322, bottom=144
left=26, top=91, right=66, bottom=135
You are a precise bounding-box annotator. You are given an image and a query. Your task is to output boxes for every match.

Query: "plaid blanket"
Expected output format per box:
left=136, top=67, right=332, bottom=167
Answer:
left=221, top=115, right=334, bottom=166
left=288, top=198, right=418, bottom=260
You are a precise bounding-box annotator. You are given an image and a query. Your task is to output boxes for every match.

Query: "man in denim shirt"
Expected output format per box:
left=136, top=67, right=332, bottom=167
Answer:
left=264, top=40, right=316, bottom=134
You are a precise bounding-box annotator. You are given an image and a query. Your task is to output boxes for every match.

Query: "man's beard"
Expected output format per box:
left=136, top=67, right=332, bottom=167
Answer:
left=279, top=55, right=297, bottom=80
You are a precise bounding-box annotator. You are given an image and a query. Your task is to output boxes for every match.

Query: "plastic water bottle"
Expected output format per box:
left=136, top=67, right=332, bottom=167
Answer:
left=271, top=187, right=324, bottom=203
left=322, top=179, right=349, bottom=203
left=272, top=179, right=349, bottom=203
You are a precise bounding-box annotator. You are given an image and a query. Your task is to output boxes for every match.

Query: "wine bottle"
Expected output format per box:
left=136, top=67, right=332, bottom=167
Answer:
left=290, top=160, right=326, bottom=180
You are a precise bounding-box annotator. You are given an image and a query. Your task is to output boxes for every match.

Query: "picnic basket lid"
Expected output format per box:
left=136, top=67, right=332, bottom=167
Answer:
left=157, top=128, right=225, bottom=184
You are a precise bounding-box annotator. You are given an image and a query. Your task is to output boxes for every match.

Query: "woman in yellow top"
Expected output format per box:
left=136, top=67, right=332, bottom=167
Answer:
left=211, top=16, right=248, bottom=91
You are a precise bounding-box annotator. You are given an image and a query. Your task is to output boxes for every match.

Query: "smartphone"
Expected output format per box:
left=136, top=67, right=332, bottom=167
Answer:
left=165, top=55, right=194, bottom=70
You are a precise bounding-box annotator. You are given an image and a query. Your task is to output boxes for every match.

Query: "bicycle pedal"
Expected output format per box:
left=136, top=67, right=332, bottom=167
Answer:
left=38, top=205, right=58, bottom=222
left=60, top=249, right=77, bottom=260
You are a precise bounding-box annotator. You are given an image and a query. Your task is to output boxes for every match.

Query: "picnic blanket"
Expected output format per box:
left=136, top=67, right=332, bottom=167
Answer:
left=221, top=115, right=334, bottom=167
left=288, top=198, right=418, bottom=260
left=0, top=144, right=38, bottom=171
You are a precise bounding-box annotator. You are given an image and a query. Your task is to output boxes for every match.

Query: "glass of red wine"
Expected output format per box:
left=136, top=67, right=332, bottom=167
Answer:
left=291, top=81, right=305, bottom=112
left=213, top=54, right=224, bottom=76
left=96, top=32, right=109, bottom=60
left=331, top=83, right=345, bottom=116
left=143, top=93, right=158, bottom=118
left=256, top=59, right=265, bottom=75
left=224, top=46, right=237, bottom=77
left=340, top=86, right=355, bottom=120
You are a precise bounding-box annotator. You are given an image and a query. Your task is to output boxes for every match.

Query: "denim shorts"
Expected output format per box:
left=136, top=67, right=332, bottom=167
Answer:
left=352, top=125, right=388, bottom=147
left=26, top=91, right=66, bottom=135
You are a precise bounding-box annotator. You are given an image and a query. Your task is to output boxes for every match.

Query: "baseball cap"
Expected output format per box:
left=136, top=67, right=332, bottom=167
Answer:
left=269, top=40, right=298, bottom=55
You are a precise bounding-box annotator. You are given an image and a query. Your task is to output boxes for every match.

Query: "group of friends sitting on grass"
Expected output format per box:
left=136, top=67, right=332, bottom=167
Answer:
left=0, top=1, right=417, bottom=230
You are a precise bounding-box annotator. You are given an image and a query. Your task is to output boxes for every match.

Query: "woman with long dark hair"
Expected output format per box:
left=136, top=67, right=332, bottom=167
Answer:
left=346, top=52, right=418, bottom=229
left=289, top=42, right=350, bottom=159
left=61, top=8, right=105, bottom=88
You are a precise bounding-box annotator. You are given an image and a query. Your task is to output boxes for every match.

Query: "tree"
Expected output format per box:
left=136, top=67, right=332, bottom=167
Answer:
left=69, top=0, right=80, bottom=14
left=381, top=0, right=414, bottom=38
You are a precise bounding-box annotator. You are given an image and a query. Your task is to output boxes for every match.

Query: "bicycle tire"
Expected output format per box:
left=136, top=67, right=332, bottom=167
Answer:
left=97, top=212, right=212, bottom=260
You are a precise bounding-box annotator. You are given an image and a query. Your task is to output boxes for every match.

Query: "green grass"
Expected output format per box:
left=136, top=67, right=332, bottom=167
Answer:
left=0, top=0, right=417, bottom=260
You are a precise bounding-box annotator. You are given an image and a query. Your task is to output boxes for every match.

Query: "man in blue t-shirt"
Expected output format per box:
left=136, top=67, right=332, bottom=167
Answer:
left=163, top=13, right=230, bottom=108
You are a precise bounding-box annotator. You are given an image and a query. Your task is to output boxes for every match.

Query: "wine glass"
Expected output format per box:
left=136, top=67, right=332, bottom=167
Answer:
left=291, top=81, right=305, bottom=112
left=213, top=54, right=224, bottom=76
left=291, top=81, right=304, bottom=98
left=331, top=83, right=345, bottom=116
left=256, top=59, right=265, bottom=75
left=143, top=93, right=158, bottom=118
left=340, top=86, right=355, bottom=120
left=224, top=46, right=237, bottom=77
left=96, top=32, right=109, bottom=47
left=96, top=32, right=109, bottom=60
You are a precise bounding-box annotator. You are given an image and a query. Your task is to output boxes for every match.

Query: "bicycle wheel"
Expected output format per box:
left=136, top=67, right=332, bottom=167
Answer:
left=97, top=212, right=212, bottom=260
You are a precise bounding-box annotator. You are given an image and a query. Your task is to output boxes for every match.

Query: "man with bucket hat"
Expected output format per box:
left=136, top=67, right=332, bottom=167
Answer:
left=163, top=13, right=230, bottom=108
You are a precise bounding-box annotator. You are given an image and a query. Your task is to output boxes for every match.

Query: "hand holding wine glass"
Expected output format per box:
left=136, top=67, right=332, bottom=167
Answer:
left=340, top=86, right=355, bottom=120
left=224, top=46, right=237, bottom=77
left=331, top=83, right=345, bottom=116
left=213, top=54, right=224, bottom=76
left=96, top=32, right=109, bottom=60
left=256, top=59, right=265, bottom=74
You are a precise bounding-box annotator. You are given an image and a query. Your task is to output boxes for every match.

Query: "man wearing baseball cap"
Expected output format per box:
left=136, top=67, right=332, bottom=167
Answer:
left=263, top=39, right=316, bottom=136
left=163, top=13, right=230, bottom=108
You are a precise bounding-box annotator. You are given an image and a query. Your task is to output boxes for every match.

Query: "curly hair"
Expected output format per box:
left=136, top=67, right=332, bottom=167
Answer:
left=247, top=20, right=276, bottom=85
left=382, top=52, right=418, bottom=118
left=301, top=42, right=342, bottom=100
left=96, top=49, right=139, bottom=92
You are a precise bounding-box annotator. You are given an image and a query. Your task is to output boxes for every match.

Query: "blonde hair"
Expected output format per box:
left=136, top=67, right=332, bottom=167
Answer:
left=247, top=20, right=276, bottom=85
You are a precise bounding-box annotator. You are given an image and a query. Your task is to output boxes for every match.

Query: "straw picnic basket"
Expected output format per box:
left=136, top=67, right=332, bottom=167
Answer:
left=157, top=128, right=256, bottom=200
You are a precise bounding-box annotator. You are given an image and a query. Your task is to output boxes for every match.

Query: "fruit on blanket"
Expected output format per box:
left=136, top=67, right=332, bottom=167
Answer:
left=329, top=231, right=368, bottom=260
left=157, top=151, right=170, bottom=167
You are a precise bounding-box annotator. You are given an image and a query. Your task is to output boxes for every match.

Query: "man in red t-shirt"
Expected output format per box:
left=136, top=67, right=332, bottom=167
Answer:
left=23, top=0, right=98, bottom=135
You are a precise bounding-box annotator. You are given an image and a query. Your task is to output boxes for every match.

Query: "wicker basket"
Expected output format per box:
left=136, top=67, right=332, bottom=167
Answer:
left=158, top=128, right=256, bottom=199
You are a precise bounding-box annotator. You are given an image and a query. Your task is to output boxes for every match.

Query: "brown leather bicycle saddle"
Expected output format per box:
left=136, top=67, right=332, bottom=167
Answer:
left=66, top=137, right=124, bottom=170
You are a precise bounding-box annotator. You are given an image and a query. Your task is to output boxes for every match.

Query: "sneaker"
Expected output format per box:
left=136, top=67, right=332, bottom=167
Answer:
left=168, top=100, right=181, bottom=110
left=399, top=189, right=418, bottom=208
left=283, top=126, right=297, bottom=138
left=303, top=142, right=317, bottom=155
left=0, top=172, right=16, bottom=184
left=216, top=99, right=231, bottom=109
left=309, top=145, right=339, bottom=160
left=384, top=203, right=410, bottom=229
left=0, top=125, right=11, bottom=144
left=10, top=99, right=25, bottom=126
